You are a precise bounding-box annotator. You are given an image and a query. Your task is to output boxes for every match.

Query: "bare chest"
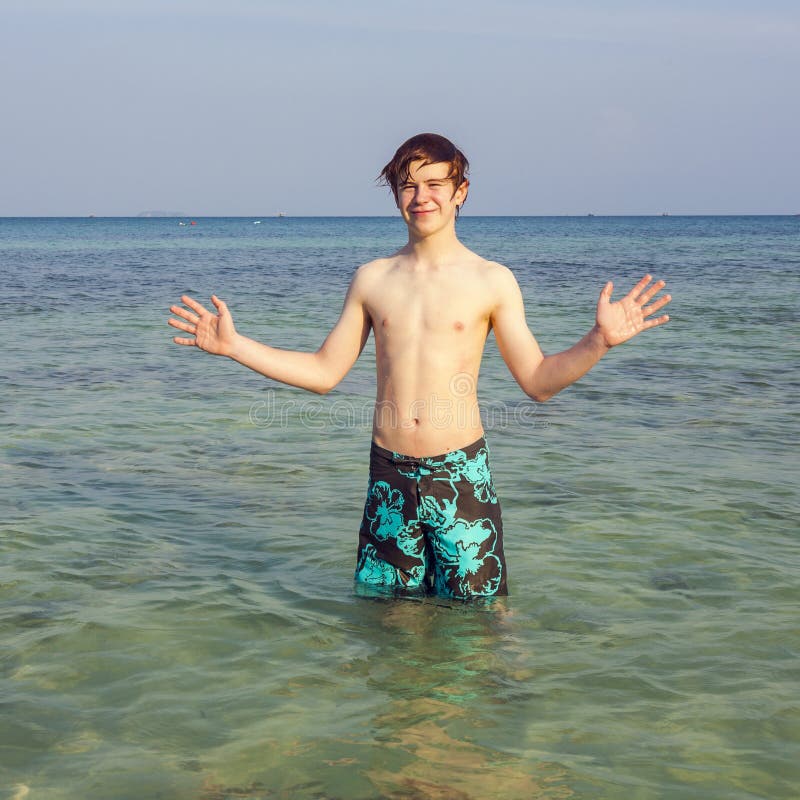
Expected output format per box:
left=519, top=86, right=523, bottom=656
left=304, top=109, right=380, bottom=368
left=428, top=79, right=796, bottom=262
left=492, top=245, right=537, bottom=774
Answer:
left=366, top=272, right=492, bottom=339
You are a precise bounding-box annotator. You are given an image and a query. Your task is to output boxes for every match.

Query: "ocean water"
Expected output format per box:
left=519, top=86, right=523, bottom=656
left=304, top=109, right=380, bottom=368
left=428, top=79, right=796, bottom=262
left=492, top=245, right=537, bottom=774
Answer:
left=1, top=215, right=798, bottom=800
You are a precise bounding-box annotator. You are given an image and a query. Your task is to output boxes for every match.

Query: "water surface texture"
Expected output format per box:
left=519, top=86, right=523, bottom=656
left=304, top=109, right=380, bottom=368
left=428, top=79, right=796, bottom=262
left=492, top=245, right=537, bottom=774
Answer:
left=1, top=216, right=798, bottom=799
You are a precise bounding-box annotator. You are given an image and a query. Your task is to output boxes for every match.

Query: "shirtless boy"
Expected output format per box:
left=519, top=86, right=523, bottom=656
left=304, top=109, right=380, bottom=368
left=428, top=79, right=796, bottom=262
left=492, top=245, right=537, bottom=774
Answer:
left=168, top=133, right=671, bottom=600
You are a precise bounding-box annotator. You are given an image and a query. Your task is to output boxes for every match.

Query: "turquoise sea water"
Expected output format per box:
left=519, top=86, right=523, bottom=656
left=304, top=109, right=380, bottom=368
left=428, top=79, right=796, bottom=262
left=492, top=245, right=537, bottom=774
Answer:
left=1, top=215, right=798, bottom=799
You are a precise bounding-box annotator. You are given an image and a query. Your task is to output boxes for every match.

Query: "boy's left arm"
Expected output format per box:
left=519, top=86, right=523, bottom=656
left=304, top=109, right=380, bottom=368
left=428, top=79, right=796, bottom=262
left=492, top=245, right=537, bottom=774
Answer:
left=491, top=269, right=671, bottom=402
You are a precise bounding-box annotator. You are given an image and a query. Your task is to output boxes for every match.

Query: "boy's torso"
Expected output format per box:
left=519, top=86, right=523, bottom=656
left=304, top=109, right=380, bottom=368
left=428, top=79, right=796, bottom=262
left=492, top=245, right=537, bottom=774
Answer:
left=360, top=251, right=502, bottom=457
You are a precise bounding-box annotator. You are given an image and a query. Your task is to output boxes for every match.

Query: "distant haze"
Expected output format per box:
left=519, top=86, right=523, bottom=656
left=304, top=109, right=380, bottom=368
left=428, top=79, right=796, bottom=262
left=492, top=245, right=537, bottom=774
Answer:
left=1, top=1, right=798, bottom=216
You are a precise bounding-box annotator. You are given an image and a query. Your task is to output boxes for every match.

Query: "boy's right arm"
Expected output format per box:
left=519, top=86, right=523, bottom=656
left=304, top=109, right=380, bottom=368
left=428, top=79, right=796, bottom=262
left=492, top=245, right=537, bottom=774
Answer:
left=168, top=269, right=372, bottom=394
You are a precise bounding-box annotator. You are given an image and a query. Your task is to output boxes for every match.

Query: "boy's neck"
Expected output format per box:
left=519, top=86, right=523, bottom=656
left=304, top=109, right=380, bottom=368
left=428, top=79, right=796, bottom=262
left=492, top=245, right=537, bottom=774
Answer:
left=403, top=224, right=465, bottom=266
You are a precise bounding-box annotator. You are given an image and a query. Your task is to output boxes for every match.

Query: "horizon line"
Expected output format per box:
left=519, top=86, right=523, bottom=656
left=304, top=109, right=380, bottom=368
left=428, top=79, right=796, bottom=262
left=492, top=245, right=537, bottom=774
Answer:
left=2, top=212, right=798, bottom=219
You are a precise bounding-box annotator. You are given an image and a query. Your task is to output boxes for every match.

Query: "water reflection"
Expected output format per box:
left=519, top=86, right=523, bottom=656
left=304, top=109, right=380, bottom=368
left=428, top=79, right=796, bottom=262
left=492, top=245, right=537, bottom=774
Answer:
left=352, top=595, right=573, bottom=800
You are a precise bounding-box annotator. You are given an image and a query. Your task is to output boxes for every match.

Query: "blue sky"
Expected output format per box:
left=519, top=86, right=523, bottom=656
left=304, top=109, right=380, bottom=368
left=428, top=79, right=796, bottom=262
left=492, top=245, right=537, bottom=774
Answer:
left=1, top=1, right=798, bottom=215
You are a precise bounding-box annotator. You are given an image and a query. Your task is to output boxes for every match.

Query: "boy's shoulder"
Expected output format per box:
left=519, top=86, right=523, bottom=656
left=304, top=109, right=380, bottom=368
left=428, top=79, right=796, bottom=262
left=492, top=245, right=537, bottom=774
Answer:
left=481, top=258, right=515, bottom=279
left=462, top=256, right=519, bottom=292
left=354, top=256, right=395, bottom=277
left=348, top=258, right=393, bottom=295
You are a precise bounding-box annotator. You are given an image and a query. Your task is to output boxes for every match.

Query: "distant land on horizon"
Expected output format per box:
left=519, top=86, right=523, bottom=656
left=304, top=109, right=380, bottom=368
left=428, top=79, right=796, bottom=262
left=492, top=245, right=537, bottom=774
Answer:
left=136, top=210, right=188, bottom=218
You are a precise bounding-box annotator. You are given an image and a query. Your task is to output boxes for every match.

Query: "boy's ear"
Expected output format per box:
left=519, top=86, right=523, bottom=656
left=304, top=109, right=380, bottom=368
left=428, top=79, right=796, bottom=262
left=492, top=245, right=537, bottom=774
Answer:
left=454, top=179, right=469, bottom=204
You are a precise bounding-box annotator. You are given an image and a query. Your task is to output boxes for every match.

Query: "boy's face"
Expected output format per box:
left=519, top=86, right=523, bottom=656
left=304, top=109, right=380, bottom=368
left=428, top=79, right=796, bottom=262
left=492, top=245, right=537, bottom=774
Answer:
left=396, top=160, right=468, bottom=235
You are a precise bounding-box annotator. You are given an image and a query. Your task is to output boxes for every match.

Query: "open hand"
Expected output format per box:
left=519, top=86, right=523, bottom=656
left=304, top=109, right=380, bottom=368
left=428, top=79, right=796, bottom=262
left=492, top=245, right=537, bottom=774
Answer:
left=168, top=294, right=237, bottom=356
left=596, top=275, right=671, bottom=347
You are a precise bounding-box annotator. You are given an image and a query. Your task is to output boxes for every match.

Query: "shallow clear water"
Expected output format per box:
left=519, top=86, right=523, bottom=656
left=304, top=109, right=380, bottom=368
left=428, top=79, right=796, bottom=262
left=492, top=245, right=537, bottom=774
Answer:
left=1, top=215, right=798, bottom=799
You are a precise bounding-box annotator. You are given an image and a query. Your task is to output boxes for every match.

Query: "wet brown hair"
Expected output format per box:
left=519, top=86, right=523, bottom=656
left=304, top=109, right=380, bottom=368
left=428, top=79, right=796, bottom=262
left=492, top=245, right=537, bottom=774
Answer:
left=379, top=133, right=470, bottom=211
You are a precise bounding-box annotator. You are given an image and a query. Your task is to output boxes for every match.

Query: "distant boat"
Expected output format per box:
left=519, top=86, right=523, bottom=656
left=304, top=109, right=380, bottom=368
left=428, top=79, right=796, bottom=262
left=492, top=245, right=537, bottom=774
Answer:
left=253, top=220, right=262, bottom=224
left=587, top=213, right=595, bottom=217
left=276, top=212, right=286, bottom=217
left=662, top=212, right=670, bottom=217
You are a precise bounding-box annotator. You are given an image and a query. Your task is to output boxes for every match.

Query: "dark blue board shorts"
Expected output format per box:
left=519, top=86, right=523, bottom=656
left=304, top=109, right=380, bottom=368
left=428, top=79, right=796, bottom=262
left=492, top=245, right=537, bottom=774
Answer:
left=355, top=437, right=508, bottom=598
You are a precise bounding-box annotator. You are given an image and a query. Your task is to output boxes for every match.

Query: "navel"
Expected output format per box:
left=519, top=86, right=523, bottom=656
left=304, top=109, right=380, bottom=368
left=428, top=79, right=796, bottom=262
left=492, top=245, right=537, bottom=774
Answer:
left=454, top=320, right=464, bottom=331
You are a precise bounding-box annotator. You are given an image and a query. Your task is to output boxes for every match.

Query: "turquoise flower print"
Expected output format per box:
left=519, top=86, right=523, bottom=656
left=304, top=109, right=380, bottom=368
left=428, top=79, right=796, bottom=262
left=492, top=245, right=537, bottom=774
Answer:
left=365, top=481, right=405, bottom=540
left=419, top=492, right=457, bottom=528
left=459, top=447, right=496, bottom=503
left=432, top=447, right=495, bottom=503
left=394, top=522, right=425, bottom=560
left=439, top=449, right=468, bottom=481
left=433, top=518, right=503, bottom=597
left=356, top=439, right=506, bottom=598
left=355, top=543, right=426, bottom=589
left=356, top=543, right=399, bottom=585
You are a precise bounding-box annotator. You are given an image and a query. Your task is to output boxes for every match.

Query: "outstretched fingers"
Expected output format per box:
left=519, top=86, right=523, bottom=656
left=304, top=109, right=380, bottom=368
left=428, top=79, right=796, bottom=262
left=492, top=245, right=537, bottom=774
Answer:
left=168, top=313, right=198, bottom=346
left=172, top=335, right=197, bottom=346
left=642, top=312, right=670, bottom=330
left=168, top=295, right=206, bottom=347
left=642, top=292, right=672, bottom=318
left=636, top=277, right=667, bottom=307
left=168, top=294, right=231, bottom=354
left=180, top=294, right=209, bottom=316
left=625, top=274, right=653, bottom=302
left=169, top=303, right=199, bottom=325
left=167, top=317, right=196, bottom=334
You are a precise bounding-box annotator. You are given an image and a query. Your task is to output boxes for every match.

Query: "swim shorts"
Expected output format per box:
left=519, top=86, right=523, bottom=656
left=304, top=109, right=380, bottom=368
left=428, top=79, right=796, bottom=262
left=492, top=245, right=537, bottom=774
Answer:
left=355, top=437, right=507, bottom=598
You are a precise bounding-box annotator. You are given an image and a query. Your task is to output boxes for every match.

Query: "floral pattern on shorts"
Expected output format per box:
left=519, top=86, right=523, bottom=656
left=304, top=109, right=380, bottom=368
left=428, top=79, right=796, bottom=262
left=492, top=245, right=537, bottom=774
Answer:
left=355, top=437, right=507, bottom=598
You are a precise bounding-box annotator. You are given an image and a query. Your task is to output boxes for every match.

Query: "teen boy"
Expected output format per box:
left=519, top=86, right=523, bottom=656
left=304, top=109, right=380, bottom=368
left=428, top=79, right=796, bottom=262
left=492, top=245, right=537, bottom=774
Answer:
left=168, top=133, right=671, bottom=599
